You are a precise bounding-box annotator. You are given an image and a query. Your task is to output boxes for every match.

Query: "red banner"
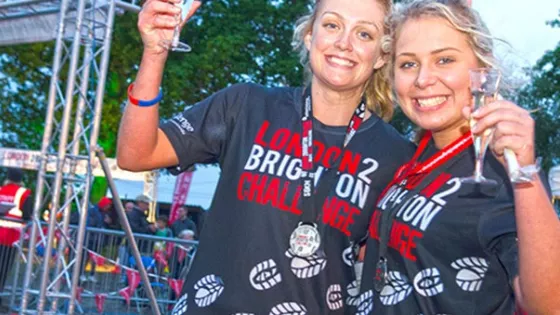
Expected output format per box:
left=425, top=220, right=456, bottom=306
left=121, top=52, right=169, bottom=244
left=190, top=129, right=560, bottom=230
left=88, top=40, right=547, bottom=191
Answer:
left=89, top=252, right=106, bottom=266
left=95, top=294, right=107, bottom=313
left=126, top=269, right=141, bottom=293
left=169, top=171, right=194, bottom=224
left=168, top=278, right=185, bottom=296
left=119, top=287, right=132, bottom=305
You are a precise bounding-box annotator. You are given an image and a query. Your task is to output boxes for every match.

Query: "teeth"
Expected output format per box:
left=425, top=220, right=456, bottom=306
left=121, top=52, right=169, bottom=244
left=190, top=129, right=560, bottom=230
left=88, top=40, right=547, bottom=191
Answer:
left=329, top=56, right=354, bottom=67
left=417, top=96, right=447, bottom=108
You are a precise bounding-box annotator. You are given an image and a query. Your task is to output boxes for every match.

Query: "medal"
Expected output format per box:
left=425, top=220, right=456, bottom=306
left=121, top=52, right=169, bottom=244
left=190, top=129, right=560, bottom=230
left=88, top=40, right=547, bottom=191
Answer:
left=374, top=257, right=387, bottom=292
left=290, top=222, right=321, bottom=257
left=290, top=89, right=365, bottom=259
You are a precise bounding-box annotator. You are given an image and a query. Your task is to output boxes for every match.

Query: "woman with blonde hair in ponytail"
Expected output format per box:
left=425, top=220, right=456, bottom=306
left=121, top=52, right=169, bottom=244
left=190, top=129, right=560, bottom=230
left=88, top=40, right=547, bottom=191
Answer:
left=117, top=0, right=414, bottom=313
left=359, top=1, right=560, bottom=314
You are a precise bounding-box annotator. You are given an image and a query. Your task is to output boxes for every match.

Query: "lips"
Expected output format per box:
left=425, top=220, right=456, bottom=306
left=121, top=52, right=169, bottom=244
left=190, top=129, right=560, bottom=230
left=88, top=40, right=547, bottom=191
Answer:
left=416, top=96, right=448, bottom=108
left=326, top=55, right=356, bottom=68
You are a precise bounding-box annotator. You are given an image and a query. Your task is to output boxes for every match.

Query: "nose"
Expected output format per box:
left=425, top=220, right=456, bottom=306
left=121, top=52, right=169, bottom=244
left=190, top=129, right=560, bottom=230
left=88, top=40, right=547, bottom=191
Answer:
left=334, top=30, right=353, bottom=52
left=415, top=65, right=437, bottom=89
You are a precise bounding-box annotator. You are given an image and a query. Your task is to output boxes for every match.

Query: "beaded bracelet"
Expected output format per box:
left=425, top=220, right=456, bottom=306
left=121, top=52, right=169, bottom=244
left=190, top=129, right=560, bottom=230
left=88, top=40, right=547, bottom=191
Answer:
left=127, top=83, right=163, bottom=107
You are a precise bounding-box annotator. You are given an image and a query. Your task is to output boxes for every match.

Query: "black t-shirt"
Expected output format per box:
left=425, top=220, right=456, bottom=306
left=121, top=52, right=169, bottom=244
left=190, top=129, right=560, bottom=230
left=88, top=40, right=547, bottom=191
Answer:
left=161, top=83, right=414, bottom=315
left=359, top=138, right=523, bottom=315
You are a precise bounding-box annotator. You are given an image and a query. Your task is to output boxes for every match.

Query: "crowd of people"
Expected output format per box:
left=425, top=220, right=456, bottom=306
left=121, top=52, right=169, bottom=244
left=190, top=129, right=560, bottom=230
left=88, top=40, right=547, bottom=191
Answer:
left=117, top=0, right=560, bottom=314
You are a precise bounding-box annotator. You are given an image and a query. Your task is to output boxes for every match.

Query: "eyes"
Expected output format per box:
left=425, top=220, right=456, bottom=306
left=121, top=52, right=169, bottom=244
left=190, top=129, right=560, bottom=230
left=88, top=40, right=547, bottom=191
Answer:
left=398, top=57, right=456, bottom=69
left=321, top=21, right=375, bottom=41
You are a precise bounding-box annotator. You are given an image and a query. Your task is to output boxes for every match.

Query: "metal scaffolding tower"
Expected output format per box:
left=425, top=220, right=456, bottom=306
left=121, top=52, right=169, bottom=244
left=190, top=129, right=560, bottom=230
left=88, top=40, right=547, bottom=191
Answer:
left=0, top=0, right=144, bottom=313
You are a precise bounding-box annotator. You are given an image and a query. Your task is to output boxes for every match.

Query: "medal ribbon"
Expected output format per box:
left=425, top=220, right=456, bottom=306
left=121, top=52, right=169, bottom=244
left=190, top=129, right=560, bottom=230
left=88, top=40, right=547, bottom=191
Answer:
left=374, top=131, right=473, bottom=291
left=377, top=131, right=473, bottom=202
left=299, top=87, right=366, bottom=224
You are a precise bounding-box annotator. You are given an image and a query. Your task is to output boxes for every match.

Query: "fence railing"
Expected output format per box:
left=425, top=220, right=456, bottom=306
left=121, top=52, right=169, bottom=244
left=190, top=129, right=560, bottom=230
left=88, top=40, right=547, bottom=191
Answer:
left=0, top=219, right=198, bottom=314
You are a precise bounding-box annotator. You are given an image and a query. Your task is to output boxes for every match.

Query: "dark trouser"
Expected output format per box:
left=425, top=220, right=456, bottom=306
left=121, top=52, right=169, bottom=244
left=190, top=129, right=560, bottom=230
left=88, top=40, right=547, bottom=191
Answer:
left=0, top=245, right=17, bottom=292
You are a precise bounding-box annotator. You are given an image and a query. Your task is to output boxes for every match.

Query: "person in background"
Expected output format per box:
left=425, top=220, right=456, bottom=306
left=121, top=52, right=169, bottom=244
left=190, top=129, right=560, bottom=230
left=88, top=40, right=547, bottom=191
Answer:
left=127, top=194, right=156, bottom=235
left=359, top=1, right=560, bottom=314
left=124, top=201, right=134, bottom=213
left=80, top=196, right=113, bottom=283
left=170, top=206, right=197, bottom=239
left=155, top=215, right=172, bottom=238
left=0, top=168, right=33, bottom=310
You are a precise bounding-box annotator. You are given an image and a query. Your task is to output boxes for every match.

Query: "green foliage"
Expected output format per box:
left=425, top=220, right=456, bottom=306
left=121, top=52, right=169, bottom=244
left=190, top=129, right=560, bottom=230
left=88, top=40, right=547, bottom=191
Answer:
left=0, top=1, right=313, bottom=156
left=515, top=14, right=560, bottom=171
left=0, top=42, right=53, bottom=149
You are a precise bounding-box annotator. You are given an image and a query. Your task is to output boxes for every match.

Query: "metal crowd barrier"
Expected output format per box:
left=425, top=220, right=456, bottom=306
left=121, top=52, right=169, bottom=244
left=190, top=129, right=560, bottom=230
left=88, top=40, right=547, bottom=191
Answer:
left=0, top=220, right=198, bottom=314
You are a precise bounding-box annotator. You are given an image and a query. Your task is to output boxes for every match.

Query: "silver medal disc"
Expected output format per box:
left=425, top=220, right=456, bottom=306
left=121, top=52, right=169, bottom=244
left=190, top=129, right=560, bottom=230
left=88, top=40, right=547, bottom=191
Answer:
left=289, top=223, right=321, bottom=257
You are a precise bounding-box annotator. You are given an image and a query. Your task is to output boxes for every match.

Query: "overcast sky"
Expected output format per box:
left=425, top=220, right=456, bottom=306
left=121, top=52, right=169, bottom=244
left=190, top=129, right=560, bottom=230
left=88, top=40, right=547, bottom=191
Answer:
left=474, top=0, right=559, bottom=69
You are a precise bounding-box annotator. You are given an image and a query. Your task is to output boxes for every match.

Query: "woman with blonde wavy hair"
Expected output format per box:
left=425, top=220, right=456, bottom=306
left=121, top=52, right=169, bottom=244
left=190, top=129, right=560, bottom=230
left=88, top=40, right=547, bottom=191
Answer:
left=359, top=0, right=560, bottom=314
left=117, top=0, right=414, bottom=313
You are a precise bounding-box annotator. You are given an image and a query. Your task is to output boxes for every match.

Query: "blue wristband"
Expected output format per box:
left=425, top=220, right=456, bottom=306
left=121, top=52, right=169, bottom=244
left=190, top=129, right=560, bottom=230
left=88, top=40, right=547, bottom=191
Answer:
left=128, top=83, right=163, bottom=107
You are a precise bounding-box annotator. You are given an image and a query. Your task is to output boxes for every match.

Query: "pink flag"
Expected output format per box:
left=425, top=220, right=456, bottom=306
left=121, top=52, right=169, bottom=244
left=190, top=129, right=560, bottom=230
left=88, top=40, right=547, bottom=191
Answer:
left=119, top=287, right=132, bottom=305
left=169, top=171, right=194, bottom=224
left=168, top=278, right=185, bottom=297
left=95, top=294, right=107, bottom=313
left=154, top=250, right=168, bottom=267
left=76, top=287, right=84, bottom=303
left=177, top=247, right=187, bottom=263
left=126, top=269, right=141, bottom=292
left=88, top=252, right=106, bottom=266
left=166, top=242, right=175, bottom=258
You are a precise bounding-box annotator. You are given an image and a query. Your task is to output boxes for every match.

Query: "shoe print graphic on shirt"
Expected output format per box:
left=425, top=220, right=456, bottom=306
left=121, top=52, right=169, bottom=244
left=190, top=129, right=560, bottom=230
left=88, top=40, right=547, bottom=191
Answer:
left=356, top=289, right=374, bottom=315
left=269, top=302, right=307, bottom=315
left=194, top=274, right=224, bottom=307
left=284, top=249, right=327, bottom=279
left=345, top=279, right=360, bottom=306
left=326, top=284, right=344, bottom=310
left=413, top=268, right=444, bottom=297
left=451, top=257, right=489, bottom=292
left=379, top=271, right=413, bottom=306
left=342, top=245, right=354, bottom=267
left=249, top=258, right=282, bottom=291
left=171, top=293, right=188, bottom=315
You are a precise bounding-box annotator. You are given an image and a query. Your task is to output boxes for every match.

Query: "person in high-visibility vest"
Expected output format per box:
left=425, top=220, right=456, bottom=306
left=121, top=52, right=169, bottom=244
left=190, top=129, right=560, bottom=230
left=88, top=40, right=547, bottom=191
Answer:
left=0, top=168, right=33, bottom=298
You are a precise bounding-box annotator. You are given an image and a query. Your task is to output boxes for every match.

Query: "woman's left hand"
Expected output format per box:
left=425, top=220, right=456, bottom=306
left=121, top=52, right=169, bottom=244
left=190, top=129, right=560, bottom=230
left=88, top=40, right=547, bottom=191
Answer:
left=462, top=100, right=536, bottom=169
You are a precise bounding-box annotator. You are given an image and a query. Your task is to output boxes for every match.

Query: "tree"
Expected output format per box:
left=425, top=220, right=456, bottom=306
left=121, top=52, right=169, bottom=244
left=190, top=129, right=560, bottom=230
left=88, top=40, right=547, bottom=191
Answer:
left=514, top=13, right=560, bottom=172
left=0, top=0, right=312, bottom=156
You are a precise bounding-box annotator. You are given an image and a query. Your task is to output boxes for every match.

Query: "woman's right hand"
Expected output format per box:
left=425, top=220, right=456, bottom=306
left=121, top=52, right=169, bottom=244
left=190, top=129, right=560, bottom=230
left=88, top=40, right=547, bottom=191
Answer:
left=138, top=0, right=202, bottom=56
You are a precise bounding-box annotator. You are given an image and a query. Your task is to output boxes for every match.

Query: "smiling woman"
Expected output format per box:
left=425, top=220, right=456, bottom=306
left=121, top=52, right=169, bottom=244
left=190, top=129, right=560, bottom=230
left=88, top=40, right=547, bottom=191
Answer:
left=117, top=0, right=416, bottom=313
left=358, top=1, right=560, bottom=314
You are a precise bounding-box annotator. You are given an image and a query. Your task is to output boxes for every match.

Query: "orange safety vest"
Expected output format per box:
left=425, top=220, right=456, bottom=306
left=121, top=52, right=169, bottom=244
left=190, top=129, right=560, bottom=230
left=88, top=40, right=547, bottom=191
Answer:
left=0, top=183, right=31, bottom=246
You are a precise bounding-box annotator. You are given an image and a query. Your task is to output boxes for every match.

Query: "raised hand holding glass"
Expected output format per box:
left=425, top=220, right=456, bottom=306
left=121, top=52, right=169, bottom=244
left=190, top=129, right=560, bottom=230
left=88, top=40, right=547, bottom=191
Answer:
left=461, top=68, right=501, bottom=185
left=158, top=0, right=195, bottom=53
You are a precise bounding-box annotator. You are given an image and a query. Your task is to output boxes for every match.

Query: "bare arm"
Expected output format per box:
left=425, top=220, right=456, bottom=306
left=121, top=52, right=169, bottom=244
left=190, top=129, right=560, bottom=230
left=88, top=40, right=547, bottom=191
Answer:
left=470, top=101, right=560, bottom=314
left=513, top=179, right=560, bottom=315
left=117, top=0, right=201, bottom=172
left=117, top=53, right=176, bottom=171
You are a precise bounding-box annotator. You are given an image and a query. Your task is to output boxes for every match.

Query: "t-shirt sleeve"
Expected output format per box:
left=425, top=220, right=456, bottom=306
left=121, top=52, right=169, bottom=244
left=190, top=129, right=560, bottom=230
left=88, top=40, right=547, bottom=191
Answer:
left=159, top=83, right=250, bottom=174
left=478, top=203, right=518, bottom=286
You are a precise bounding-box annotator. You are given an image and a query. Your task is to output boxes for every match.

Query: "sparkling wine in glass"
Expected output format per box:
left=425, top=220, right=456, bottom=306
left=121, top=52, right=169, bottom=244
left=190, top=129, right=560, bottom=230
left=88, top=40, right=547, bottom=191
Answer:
left=159, top=0, right=195, bottom=53
left=461, top=68, right=501, bottom=185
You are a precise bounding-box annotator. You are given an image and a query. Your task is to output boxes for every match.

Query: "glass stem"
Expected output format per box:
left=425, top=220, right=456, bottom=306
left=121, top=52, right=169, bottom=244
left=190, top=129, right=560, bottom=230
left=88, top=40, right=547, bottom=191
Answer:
left=171, top=26, right=180, bottom=48
left=474, top=157, right=484, bottom=181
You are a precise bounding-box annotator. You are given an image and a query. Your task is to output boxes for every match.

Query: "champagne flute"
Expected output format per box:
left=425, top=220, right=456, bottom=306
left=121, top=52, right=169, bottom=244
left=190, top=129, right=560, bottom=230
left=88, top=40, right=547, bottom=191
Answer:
left=461, top=68, right=501, bottom=185
left=159, top=0, right=195, bottom=53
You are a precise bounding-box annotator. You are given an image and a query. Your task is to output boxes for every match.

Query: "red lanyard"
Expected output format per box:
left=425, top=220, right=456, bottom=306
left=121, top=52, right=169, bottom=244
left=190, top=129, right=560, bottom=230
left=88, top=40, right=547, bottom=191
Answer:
left=300, top=88, right=366, bottom=221
left=378, top=131, right=473, bottom=201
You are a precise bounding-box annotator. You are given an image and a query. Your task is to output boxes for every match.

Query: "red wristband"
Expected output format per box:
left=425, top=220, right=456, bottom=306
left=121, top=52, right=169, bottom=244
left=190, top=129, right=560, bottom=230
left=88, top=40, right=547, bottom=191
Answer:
left=127, top=83, right=163, bottom=107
